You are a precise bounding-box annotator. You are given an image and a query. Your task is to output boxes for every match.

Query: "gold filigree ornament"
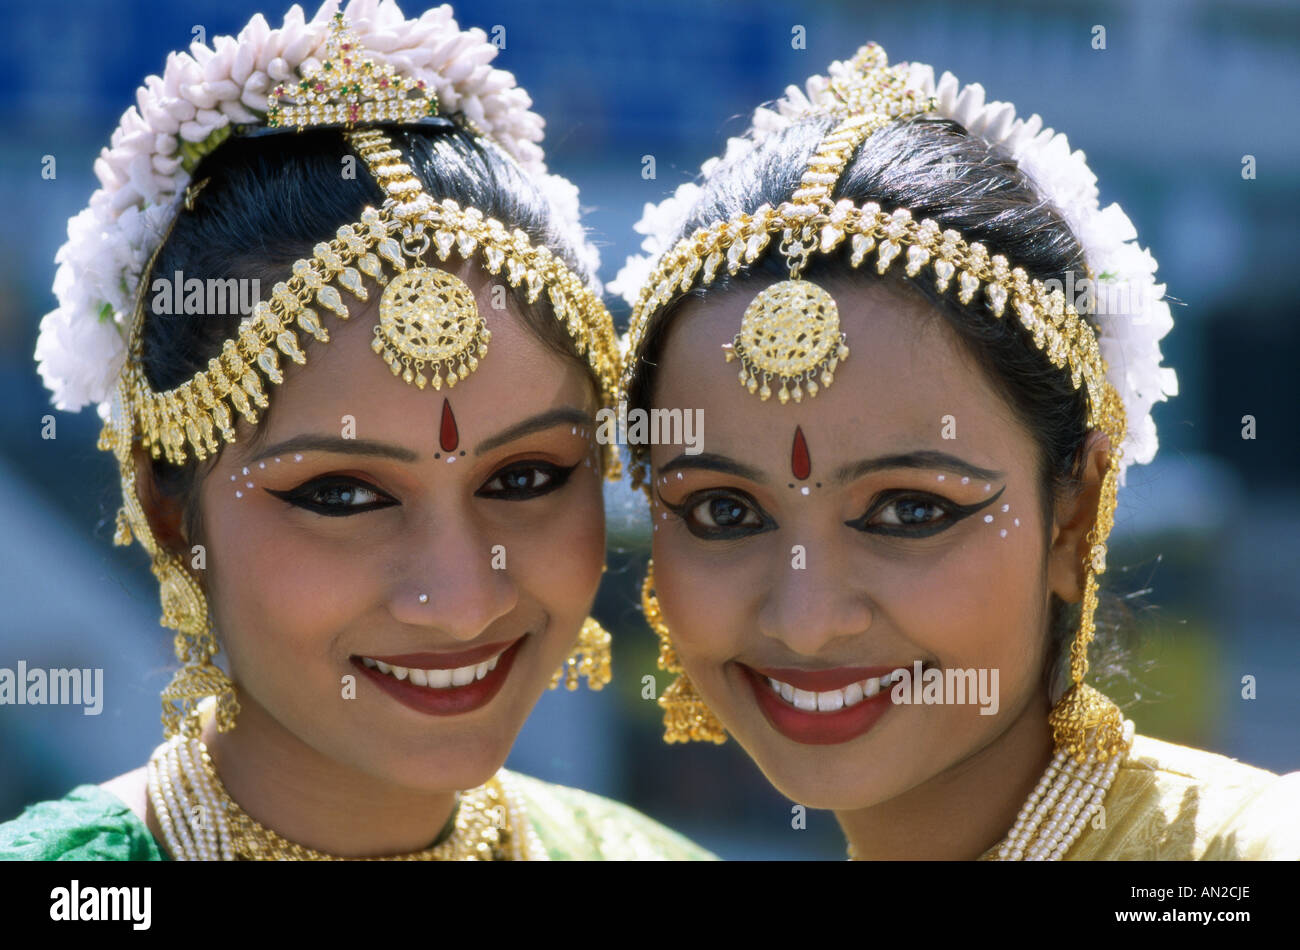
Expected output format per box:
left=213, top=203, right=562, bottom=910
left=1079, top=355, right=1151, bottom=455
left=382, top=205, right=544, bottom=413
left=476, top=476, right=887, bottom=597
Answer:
left=621, top=43, right=1131, bottom=764
left=97, top=13, right=623, bottom=740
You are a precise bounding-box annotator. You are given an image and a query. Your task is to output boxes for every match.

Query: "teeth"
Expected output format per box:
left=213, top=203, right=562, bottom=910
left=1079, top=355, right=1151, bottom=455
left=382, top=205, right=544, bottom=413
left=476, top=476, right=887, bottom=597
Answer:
left=361, top=648, right=508, bottom=690
left=764, top=670, right=902, bottom=712
left=792, top=689, right=818, bottom=711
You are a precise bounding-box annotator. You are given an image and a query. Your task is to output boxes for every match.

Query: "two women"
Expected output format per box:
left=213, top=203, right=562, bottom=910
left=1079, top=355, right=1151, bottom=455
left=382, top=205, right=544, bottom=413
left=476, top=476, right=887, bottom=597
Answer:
left=6, top=2, right=1293, bottom=861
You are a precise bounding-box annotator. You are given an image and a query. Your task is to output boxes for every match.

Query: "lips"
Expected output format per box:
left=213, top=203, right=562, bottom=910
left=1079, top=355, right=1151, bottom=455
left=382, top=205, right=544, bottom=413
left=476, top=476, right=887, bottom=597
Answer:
left=353, top=636, right=526, bottom=717
left=741, top=662, right=907, bottom=746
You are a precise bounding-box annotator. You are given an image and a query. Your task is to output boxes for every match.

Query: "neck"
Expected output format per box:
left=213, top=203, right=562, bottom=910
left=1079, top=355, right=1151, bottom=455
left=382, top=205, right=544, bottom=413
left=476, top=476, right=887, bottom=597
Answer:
left=197, top=696, right=460, bottom=858
left=836, top=685, right=1053, bottom=861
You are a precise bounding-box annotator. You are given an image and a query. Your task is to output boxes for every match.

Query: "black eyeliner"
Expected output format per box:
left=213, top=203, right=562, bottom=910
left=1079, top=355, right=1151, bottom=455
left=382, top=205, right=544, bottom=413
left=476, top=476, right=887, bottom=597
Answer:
left=476, top=460, right=579, bottom=500
left=846, top=484, right=1007, bottom=538
left=264, top=477, right=398, bottom=517
left=658, top=488, right=775, bottom=541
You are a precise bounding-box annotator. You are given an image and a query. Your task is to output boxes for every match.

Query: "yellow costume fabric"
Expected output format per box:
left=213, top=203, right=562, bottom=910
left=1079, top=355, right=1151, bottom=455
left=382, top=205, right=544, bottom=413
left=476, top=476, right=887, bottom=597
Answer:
left=1061, top=734, right=1300, bottom=860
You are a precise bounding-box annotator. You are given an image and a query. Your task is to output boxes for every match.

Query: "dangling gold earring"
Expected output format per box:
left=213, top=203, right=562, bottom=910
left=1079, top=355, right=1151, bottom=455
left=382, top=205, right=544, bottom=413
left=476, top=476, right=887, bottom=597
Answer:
left=1046, top=435, right=1128, bottom=764
left=154, top=550, right=240, bottom=739
left=550, top=617, right=612, bottom=691
left=108, top=433, right=239, bottom=740
left=642, top=561, right=727, bottom=744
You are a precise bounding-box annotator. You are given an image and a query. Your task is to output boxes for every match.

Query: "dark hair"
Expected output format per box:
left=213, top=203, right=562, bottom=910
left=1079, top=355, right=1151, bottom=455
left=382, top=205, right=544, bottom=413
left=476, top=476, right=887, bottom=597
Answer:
left=625, top=113, right=1138, bottom=698
left=141, top=124, right=598, bottom=553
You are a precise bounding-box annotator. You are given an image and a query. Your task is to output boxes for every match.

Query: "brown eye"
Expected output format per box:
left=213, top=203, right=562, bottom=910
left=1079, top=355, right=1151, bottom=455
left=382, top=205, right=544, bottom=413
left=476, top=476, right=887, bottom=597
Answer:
left=477, top=461, right=576, bottom=500
left=267, top=478, right=396, bottom=517
left=663, top=488, right=773, bottom=540
left=878, top=497, right=946, bottom=527
left=691, top=495, right=757, bottom=529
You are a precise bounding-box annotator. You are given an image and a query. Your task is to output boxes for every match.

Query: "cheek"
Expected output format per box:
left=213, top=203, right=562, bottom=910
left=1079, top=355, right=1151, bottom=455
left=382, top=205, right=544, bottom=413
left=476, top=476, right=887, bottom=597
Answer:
left=200, top=484, right=380, bottom=672
left=649, top=529, right=749, bottom=662
left=880, top=511, right=1046, bottom=670
left=502, top=470, right=607, bottom=611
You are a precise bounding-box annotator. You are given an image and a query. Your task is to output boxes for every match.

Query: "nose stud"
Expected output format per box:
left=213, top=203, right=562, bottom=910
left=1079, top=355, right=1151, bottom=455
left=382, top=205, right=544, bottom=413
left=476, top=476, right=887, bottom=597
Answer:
left=418, top=593, right=429, bottom=604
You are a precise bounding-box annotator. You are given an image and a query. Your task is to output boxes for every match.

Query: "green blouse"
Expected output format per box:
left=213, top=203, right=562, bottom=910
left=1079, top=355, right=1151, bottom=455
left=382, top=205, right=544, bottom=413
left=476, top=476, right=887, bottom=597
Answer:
left=0, top=770, right=714, bottom=861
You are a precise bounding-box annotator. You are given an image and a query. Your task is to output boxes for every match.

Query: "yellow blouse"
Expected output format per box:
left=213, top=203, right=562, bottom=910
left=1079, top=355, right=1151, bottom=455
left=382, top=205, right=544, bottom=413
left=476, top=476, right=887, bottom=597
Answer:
left=1063, top=734, right=1300, bottom=860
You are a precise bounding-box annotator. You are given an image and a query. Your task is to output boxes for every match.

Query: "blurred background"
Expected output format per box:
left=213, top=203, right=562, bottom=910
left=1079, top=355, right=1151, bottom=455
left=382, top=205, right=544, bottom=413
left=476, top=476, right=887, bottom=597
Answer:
left=1, top=0, right=1297, bottom=859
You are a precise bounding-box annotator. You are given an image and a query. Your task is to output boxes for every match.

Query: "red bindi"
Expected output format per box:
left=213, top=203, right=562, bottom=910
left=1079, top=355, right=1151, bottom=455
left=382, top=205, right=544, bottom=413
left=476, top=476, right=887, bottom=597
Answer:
left=791, top=425, right=811, bottom=480
left=439, top=398, right=459, bottom=452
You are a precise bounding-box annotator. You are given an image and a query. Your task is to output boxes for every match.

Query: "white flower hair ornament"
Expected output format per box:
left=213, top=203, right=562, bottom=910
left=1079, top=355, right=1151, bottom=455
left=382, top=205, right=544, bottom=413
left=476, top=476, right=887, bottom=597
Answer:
left=35, top=0, right=608, bottom=422
left=612, top=44, right=1178, bottom=488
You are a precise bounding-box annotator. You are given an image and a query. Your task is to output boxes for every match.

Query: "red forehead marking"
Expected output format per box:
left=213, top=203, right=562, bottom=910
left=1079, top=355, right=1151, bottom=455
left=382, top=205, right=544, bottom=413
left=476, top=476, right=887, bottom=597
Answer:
left=439, top=399, right=459, bottom=452
left=791, top=426, right=811, bottom=481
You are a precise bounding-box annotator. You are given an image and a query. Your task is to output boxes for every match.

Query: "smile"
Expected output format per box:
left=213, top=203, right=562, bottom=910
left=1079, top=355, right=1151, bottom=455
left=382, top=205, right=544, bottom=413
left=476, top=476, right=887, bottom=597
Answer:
left=352, top=636, right=526, bottom=717
left=741, top=662, right=917, bottom=746
left=763, top=671, right=897, bottom=711
left=359, top=651, right=503, bottom=688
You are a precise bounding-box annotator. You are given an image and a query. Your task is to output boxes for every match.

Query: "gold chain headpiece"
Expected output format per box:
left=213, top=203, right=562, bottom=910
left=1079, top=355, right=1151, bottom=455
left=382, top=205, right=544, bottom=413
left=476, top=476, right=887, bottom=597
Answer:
left=623, top=43, right=1128, bottom=761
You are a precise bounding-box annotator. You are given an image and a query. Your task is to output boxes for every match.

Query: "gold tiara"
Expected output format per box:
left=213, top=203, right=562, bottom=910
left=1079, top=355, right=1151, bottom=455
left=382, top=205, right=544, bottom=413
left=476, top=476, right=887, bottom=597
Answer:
left=102, top=12, right=622, bottom=483
left=267, top=12, right=438, bottom=129
left=622, top=44, right=1120, bottom=442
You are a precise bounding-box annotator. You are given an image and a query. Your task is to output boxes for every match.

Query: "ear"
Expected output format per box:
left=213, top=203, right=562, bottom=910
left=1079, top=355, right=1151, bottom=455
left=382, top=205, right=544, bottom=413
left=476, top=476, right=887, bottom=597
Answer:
left=131, top=445, right=190, bottom=558
left=1046, top=431, right=1111, bottom=604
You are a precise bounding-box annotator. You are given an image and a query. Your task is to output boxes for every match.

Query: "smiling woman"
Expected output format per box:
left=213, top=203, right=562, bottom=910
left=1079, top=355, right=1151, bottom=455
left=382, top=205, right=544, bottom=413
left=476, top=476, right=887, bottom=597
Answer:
left=1, top=2, right=711, bottom=861
left=614, top=43, right=1300, bottom=860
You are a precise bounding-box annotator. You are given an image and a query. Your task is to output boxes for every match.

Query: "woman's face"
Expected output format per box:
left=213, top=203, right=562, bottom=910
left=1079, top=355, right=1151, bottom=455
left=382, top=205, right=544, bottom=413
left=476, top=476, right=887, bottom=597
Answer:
left=194, top=260, right=606, bottom=794
left=647, top=275, right=1062, bottom=810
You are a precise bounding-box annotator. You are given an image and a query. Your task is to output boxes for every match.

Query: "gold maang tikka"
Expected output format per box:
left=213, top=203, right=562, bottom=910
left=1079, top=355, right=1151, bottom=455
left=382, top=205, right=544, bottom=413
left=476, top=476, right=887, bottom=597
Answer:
left=101, top=12, right=623, bottom=738
left=623, top=43, right=1129, bottom=763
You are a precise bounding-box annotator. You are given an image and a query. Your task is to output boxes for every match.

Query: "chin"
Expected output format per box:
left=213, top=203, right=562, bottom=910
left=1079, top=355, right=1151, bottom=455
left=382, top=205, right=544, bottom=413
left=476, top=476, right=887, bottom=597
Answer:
left=723, top=721, right=904, bottom=811
left=374, top=735, right=514, bottom=793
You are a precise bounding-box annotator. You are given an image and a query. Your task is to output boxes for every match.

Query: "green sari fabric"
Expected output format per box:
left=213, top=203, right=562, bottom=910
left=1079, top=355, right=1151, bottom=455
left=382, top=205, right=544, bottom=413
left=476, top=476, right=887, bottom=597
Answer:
left=0, top=770, right=713, bottom=861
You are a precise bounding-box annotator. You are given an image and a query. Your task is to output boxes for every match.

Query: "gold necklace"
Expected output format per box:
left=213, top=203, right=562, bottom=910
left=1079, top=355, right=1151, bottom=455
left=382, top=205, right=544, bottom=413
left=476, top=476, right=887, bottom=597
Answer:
left=146, top=728, right=542, bottom=860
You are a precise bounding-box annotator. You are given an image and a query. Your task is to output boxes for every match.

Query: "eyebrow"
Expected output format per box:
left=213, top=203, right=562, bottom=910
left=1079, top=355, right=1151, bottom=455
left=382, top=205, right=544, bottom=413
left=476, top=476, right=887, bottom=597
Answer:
left=656, top=449, right=1002, bottom=486
left=830, top=451, right=1004, bottom=485
left=250, top=435, right=418, bottom=464
left=248, top=407, right=594, bottom=465
left=658, top=452, right=766, bottom=483
left=473, top=407, right=593, bottom=456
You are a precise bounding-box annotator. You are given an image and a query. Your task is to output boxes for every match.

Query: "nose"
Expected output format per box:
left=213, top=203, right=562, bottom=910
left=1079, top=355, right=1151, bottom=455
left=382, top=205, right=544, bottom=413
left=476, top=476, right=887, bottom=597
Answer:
left=756, top=541, right=873, bottom=656
left=388, top=507, right=519, bottom=641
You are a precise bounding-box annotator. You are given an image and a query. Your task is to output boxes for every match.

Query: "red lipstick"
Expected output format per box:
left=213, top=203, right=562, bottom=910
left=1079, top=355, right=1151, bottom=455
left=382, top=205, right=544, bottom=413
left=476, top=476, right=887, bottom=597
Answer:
left=353, top=636, right=525, bottom=717
left=363, top=638, right=519, bottom=670
left=742, top=663, right=900, bottom=746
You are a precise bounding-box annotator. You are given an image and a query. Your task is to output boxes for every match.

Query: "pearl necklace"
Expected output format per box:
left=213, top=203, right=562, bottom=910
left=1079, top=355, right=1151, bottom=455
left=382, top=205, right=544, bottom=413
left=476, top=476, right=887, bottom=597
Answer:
left=145, top=730, right=547, bottom=861
left=989, top=716, right=1135, bottom=861
left=846, top=714, right=1135, bottom=861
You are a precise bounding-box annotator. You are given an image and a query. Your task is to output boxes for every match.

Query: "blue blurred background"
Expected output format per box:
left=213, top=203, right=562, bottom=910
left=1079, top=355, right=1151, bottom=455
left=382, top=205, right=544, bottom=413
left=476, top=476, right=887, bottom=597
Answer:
left=1, top=0, right=1297, bottom=859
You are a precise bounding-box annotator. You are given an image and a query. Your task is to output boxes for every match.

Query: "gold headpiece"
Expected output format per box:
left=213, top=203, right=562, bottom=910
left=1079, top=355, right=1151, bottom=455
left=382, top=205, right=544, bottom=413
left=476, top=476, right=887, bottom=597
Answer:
left=98, top=11, right=622, bottom=738
left=623, top=43, right=1128, bottom=762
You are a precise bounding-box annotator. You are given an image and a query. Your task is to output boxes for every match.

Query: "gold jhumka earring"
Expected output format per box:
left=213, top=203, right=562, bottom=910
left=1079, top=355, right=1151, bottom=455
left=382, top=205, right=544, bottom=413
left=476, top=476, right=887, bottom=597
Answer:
left=641, top=562, right=727, bottom=744
left=98, top=12, right=624, bottom=739
left=623, top=45, right=1130, bottom=772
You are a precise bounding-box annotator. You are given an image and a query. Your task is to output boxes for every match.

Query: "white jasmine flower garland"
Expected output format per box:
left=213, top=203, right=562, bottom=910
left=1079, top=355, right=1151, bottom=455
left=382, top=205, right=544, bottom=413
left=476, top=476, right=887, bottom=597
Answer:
left=610, top=51, right=1178, bottom=485
left=36, top=0, right=601, bottom=419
